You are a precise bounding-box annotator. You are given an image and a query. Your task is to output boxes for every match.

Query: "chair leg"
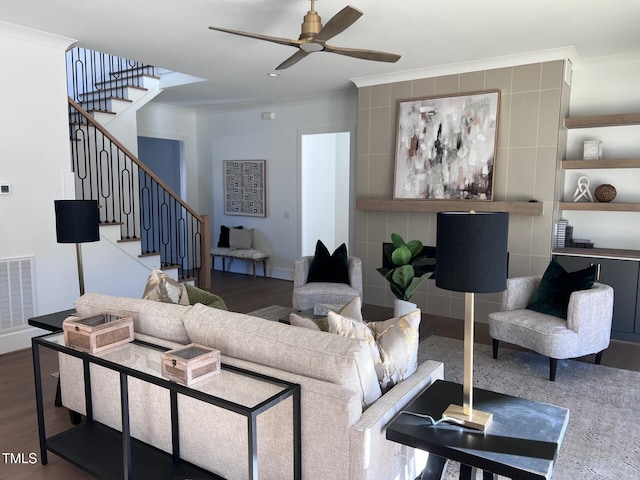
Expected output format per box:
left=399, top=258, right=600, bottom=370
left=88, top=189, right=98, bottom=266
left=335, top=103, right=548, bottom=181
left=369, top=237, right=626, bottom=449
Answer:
left=595, top=350, right=604, bottom=365
left=549, top=358, right=557, bottom=381
left=492, top=339, right=499, bottom=359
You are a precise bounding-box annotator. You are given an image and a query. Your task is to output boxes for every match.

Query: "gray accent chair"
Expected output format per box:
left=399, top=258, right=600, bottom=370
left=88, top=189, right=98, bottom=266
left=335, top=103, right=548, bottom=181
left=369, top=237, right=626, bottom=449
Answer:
left=488, top=275, right=614, bottom=381
left=292, top=256, right=363, bottom=310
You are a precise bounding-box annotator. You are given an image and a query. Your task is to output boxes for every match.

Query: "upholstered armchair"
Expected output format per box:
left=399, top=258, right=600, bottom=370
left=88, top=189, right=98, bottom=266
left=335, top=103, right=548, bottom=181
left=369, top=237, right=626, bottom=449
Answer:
left=488, top=275, right=614, bottom=381
left=292, top=256, right=363, bottom=310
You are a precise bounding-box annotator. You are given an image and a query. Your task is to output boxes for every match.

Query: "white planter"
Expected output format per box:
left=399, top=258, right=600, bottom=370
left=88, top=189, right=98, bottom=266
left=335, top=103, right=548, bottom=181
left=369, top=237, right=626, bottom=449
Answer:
left=394, top=298, right=417, bottom=317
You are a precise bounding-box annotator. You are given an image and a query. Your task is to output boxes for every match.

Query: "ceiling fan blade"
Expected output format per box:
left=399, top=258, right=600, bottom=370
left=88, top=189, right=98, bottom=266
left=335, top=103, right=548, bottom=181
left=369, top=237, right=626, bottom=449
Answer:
left=275, top=50, right=311, bottom=70
left=324, top=44, right=401, bottom=63
left=209, top=26, right=301, bottom=48
left=315, top=6, right=363, bottom=43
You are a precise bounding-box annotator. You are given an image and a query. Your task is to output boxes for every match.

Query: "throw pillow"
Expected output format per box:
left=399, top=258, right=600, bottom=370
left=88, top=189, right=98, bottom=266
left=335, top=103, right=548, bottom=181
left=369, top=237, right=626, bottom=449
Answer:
left=142, top=268, right=189, bottom=305
left=184, top=283, right=227, bottom=310
left=327, top=307, right=421, bottom=393
left=306, top=240, right=349, bottom=284
left=527, top=260, right=597, bottom=318
left=217, top=225, right=243, bottom=248
left=229, top=227, right=253, bottom=249
left=289, top=297, right=362, bottom=332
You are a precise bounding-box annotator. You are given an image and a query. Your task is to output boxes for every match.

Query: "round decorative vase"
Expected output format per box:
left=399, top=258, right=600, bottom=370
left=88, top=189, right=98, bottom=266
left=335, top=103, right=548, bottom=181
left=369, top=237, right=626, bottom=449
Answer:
left=394, top=298, right=417, bottom=317
left=594, top=184, right=617, bottom=202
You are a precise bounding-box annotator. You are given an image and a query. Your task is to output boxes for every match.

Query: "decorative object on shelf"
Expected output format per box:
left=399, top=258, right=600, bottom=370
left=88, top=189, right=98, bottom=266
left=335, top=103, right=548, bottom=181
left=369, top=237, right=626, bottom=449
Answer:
left=556, top=219, right=568, bottom=248
left=377, top=233, right=435, bottom=305
left=573, top=175, right=594, bottom=202
left=224, top=159, right=266, bottom=217
left=569, top=239, right=594, bottom=248
left=583, top=140, right=603, bottom=160
left=62, top=313, right=134, bottom=353
left=161, top=343, right=220, bottom=385
left=54, top=199, right=100, bottom=296
left=435, top=211, right=509, bottom=430
left=594, top=183, right=617, bottom=202
left=393, top=90, right=500, bottom=201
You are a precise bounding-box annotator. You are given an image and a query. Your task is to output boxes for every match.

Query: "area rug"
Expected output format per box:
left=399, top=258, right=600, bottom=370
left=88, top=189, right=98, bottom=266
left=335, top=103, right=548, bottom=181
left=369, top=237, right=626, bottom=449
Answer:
left=418, top=336, right=640, bottom=480
left=247, top=305, right=292, bottom=322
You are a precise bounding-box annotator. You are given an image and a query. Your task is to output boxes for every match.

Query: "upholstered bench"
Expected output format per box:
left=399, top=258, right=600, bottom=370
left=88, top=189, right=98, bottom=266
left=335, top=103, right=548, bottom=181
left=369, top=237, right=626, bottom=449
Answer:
left=210, top=247, right=269, bottom=279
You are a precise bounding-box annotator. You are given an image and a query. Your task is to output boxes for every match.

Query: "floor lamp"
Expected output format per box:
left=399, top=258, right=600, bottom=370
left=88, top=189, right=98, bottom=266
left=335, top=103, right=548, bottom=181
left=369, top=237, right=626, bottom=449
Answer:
left=436, top=211, right=509, bottom=431
left=54, top=200, right=100, bottom=296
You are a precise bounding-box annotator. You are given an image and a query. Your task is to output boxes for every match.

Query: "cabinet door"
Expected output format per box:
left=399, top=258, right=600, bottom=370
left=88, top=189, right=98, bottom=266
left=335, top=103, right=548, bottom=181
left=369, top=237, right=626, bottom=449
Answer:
left=555, top=256, right=639, bottom=338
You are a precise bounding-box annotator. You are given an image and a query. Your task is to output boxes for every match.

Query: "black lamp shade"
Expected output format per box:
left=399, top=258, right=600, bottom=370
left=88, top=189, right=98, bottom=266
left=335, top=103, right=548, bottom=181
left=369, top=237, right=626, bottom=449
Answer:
left=436, top=211, right=509, bottom=293
left=55, top=200, right=100, bottom=243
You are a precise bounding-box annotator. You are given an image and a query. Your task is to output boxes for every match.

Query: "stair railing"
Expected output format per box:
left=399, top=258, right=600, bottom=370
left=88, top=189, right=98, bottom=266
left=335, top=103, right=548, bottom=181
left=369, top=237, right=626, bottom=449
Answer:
left=66, top=47, right=157, bottom=113
left=68, top=97, right=211, bottom=289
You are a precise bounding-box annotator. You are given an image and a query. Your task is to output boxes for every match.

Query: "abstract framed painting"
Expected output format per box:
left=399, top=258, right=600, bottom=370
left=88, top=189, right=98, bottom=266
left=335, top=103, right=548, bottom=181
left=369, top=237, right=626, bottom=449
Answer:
left=223, top=160, right=266, bottom=217
left=393, top=90, right=500, bottom=201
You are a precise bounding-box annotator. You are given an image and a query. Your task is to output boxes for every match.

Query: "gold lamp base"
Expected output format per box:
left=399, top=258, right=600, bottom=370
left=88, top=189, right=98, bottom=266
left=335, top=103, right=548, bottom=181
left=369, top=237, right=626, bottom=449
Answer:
left=443, top=404, right=493, bottom=431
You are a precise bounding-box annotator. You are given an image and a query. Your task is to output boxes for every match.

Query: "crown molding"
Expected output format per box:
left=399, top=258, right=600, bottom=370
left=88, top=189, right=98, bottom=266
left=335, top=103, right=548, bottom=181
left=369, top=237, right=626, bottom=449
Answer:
left=0, top=21, right=76, bottom=50
left=350, top=46, right=580, bottom=88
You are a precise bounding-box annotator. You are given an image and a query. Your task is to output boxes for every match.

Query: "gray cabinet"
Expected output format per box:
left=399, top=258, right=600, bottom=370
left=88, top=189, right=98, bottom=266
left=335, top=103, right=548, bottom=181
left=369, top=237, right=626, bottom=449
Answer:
left=555, top=255, right=640, bottom=342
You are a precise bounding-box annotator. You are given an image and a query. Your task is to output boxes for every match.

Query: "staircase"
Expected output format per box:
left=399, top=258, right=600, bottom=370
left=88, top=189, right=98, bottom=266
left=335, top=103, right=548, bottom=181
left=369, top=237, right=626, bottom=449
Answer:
left=66, top=47, right=211, bottom=290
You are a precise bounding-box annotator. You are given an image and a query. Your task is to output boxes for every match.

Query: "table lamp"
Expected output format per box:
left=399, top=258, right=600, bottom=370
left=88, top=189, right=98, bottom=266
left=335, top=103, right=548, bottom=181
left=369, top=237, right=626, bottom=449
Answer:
left=436, top=211, right=509, bottom=431
left=54, top=200, right=100, bottom=296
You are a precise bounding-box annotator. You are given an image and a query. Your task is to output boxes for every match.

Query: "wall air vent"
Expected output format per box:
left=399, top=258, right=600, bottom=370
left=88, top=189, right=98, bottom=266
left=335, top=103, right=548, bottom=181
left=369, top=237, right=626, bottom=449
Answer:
left=0, top=256, right=35, bottom=332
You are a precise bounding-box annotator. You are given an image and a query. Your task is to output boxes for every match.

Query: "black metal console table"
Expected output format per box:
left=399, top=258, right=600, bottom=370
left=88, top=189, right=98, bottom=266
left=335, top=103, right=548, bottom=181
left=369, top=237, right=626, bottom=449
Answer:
left=32, top=332, right=301, bottom=479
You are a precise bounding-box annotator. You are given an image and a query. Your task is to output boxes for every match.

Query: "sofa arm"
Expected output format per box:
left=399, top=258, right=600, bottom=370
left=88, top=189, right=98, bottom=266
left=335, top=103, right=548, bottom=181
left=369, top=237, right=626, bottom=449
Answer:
left=293, top=256, right=312, bottom=288
left=502, top=276, right=541, bottom=311
left=347, top=256, right=363, bottom=298
left=567, top=282, right=614, bottom=336
left=349, top=360, right=444, bottom=480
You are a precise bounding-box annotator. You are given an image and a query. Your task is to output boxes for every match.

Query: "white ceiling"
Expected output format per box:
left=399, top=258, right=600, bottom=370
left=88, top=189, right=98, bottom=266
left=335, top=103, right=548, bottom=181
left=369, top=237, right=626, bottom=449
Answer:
left=3, top=0, right=640, bottom=108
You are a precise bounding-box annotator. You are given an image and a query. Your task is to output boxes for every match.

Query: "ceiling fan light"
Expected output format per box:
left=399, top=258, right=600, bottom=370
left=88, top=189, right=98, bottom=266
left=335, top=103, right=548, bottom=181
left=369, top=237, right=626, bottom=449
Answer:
left=300, top=42, right=324, bottom=52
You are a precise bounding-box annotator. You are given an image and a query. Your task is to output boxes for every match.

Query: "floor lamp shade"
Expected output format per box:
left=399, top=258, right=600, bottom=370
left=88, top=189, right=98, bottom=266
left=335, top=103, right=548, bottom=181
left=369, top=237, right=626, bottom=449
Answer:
left=436, top=211, right=509, bottom=294
left=55, top=200, right=100, bottom=296
left=55, top=200, right=100, bottom=243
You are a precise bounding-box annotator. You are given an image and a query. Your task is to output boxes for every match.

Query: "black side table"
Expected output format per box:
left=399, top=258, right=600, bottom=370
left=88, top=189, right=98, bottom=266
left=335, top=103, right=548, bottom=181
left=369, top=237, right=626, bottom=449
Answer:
left=29, top=309, right=76, bottom=407
left=386, top=380, right=570, bottom=480
left=28, top=308, right=76, bottom=333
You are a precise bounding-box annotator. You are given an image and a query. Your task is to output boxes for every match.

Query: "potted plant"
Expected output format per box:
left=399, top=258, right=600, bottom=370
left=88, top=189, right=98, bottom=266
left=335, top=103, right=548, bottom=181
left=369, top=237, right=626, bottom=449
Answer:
left=377, top=233, right=435, bottom=315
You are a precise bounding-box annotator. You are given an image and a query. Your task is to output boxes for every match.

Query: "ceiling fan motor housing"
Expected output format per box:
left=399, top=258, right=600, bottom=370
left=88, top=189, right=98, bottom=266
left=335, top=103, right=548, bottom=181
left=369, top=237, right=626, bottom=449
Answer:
left=300, top=10, right=323, bottom=40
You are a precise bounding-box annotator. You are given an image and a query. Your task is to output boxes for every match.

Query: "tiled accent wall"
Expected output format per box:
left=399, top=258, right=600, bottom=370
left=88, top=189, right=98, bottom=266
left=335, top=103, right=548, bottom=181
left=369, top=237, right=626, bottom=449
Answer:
left=355, top=60, right=571, bottom=322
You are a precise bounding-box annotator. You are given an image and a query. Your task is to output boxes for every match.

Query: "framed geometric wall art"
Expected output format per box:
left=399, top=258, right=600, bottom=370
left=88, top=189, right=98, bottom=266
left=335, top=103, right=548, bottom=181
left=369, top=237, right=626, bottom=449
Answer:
left=393, top=90, right=500, bottom=201
left=223, top=160, right=267, bottom=217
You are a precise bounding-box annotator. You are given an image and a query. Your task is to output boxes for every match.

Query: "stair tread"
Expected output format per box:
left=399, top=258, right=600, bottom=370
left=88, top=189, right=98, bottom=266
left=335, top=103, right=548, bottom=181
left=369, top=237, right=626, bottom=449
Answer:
left=80, top=96, right=133, bottom=103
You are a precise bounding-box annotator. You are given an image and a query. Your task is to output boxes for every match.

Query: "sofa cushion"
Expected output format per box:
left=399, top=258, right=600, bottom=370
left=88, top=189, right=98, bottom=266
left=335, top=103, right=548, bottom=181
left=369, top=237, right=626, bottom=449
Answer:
left=327, top=309, right=421, bottom=393
left=75, top=293, right=192, bottom=344
left=527, top=260, right=597, bottom=318
left=183, top=304, right=382, bottom=407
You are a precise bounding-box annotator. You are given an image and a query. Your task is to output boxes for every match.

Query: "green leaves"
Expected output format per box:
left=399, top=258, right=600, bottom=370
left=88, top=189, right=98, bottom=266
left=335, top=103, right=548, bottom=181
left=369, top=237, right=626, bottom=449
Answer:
left=379, top=233, right=435, bottom=301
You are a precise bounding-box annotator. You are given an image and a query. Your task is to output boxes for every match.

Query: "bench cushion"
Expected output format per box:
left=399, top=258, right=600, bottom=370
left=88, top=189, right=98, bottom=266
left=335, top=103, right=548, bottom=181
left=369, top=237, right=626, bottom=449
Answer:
left=211, top=247, right=269, bottom=260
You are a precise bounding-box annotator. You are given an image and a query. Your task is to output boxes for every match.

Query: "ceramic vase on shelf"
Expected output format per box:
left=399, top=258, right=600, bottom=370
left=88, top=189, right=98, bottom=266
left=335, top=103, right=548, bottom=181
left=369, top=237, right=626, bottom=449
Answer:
left=394, top=298, right=417, bottom=317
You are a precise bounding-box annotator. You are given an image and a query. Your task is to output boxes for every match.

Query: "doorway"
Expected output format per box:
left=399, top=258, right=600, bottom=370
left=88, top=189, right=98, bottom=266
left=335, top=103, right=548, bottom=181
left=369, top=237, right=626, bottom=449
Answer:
left=300, top=129, right=352, bottom=257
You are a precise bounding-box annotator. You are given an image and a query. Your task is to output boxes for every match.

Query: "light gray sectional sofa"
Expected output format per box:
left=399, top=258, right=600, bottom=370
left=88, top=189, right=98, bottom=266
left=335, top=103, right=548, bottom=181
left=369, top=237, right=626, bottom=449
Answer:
left=58, top=293, right=444, bottom=480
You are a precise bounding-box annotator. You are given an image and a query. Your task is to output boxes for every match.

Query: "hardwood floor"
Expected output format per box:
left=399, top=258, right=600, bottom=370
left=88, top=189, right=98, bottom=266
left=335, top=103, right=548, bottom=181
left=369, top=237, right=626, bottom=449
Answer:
left=2, top=271, right=639, bottom=479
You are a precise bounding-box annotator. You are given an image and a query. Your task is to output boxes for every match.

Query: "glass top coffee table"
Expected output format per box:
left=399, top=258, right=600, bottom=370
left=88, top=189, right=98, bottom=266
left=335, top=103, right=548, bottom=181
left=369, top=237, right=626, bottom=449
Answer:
left=33, top=332, right=301, bottom=480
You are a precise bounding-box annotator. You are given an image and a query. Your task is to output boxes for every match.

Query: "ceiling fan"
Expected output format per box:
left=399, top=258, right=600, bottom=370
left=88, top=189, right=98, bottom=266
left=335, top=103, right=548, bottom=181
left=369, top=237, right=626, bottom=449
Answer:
left=208, top=0, right=401, bottom=70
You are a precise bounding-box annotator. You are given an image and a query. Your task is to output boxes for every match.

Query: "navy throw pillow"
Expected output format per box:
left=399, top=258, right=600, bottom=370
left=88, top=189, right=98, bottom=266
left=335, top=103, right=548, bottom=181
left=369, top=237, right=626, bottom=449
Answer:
left=307, top=240, right=350, bottom=284
left=527, top=260, right=597, bottom=319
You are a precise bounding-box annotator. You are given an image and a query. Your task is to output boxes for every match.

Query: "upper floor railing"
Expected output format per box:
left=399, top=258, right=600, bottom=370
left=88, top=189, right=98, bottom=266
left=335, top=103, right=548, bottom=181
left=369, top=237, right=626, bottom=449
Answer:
left=66, top=46, right=157, bottom=112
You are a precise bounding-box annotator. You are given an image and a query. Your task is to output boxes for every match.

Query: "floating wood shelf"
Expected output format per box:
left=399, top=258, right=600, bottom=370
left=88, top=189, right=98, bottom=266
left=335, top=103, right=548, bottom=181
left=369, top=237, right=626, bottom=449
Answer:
left=553, top=247, right=640, bottom=261
left=356, top=198, right=543, bottom=215
left=558, top=202, right=640, bottom=212
left=562, top=159, right=640, bottom=169
left=564, top=113, right=640, bottom=129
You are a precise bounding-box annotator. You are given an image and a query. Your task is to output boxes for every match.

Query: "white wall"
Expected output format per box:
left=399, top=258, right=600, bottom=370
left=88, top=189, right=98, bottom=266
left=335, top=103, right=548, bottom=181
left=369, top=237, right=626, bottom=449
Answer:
left=562, top=56, right=640, bottom=249
left=196, top=91, right=357, bottom=279
left=0, top=23, right=76, bottom=353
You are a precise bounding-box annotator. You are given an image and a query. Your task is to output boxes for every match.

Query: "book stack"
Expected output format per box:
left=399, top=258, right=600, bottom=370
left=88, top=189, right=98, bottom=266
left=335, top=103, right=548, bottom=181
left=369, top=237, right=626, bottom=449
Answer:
left=557, top=220, right=568, bottom=248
